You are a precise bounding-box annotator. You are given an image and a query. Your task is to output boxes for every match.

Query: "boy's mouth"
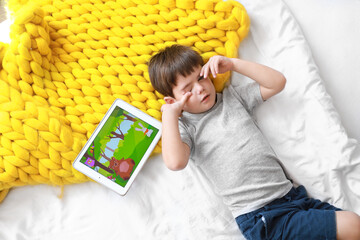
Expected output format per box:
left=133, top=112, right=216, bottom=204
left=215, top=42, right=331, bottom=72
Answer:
left=201, top=94, right=210, bottom=103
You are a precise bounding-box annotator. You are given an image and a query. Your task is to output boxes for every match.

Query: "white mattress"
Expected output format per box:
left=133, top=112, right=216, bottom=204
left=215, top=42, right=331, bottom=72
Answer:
left=0, top=0, right=359, bottom=239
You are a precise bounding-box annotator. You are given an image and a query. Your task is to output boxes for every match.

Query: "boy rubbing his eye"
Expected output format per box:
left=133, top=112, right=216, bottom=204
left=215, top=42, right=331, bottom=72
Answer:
left=148, top=44, right=360, bottom=240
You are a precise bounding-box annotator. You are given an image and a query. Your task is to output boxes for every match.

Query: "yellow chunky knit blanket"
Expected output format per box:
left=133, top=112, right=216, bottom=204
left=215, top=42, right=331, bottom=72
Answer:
left=0, top=0, right=250, bottom=202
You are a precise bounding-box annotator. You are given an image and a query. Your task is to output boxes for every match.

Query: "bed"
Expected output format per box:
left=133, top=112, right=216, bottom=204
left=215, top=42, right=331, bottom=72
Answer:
left=0, top=0, right=359, bottom=239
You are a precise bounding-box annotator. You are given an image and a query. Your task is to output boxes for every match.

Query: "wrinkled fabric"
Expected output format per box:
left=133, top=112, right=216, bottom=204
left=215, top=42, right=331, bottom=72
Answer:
left=0, top=0, right=359, bottom=239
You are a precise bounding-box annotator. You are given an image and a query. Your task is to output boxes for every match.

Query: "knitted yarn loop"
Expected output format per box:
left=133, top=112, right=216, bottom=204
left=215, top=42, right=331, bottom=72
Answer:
left=0, top=0, right=250, bottom=203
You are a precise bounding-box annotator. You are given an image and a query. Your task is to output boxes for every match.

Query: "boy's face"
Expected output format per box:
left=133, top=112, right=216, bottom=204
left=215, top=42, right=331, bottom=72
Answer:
left=168, top=65, right=217, bottom=114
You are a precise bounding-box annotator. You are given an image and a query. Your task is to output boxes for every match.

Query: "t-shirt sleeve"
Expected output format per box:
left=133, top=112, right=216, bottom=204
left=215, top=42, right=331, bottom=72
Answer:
left=178, top=119, right=193, bottom=153
left=229, top=73, right=264, bottom=114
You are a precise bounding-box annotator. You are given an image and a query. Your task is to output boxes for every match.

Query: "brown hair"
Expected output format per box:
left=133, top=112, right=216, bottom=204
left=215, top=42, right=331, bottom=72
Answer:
left=148, top=44, right=204, bottom=97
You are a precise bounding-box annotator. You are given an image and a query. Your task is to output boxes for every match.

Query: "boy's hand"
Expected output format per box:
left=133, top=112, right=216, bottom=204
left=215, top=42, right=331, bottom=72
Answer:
left=201, top=55, right=234, bottom=78
left=162, top=92, right=192, bottom=117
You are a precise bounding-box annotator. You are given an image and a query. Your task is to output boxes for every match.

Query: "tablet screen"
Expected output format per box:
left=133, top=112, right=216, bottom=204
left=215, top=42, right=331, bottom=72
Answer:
left=78, top=106, right=159, bottom=187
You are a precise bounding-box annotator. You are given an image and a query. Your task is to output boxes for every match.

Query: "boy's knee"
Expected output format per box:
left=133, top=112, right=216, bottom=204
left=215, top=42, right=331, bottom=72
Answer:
left=352, top=215, right=360, bottom=240
left=354, top=214, right=360, bottom=238
left=336, top=211, right=360, bottom=240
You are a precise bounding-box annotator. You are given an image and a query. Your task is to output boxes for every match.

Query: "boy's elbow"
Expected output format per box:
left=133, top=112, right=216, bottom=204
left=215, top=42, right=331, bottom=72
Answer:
left=167, top=160, right=187, bottom=171
left=277, top=74, right=286, bottom=92
left=162, top=143, right=190, bottom=171
left=167, top=164, right=186, bottom=171
left=163, top=156, right=188, bottom=171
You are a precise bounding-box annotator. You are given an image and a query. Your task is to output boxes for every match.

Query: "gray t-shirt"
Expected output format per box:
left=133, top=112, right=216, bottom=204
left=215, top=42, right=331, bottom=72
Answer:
left=179, top=77, right=293, bottom=218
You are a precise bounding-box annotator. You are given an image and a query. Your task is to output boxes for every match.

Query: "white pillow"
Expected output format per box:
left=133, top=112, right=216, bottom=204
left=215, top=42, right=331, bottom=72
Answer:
left=238, top=0, right=360, bottom=213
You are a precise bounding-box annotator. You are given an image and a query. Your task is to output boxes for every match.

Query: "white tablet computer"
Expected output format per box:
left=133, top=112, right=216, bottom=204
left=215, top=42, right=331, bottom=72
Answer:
left=73, top=99, right=162, bottom=195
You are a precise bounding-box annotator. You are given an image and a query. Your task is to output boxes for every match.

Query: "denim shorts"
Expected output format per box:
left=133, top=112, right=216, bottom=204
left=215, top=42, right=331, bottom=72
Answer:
left=235, top=185, right=342, bottom=240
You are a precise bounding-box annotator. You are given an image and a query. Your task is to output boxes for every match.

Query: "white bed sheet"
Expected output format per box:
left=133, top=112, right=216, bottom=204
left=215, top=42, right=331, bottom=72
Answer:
left=0, top=0, right=359, bottom=239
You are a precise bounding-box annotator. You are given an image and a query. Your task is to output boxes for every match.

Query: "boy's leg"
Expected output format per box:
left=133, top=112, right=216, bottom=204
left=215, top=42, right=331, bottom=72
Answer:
left=237, top=207, right=339, bottom=240
left=236, top=186, right=360, bottom=240
left=336, top=211, right=360, bottom=240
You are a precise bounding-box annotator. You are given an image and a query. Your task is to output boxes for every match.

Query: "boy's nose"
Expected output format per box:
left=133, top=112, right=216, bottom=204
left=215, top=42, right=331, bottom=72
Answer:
left=194, top=83, right=204, bottom=94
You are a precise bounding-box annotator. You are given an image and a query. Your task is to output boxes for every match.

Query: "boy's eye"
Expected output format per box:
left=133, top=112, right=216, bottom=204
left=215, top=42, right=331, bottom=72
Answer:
left=183, top=89, right=192, bottom=94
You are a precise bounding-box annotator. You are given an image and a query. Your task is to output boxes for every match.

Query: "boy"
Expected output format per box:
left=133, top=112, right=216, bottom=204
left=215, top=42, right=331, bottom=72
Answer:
left=148, top=44, right=360, bottom=239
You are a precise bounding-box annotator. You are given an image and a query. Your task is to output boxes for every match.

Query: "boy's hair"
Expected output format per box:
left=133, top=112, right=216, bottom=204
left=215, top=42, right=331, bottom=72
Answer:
left=148, top=44, right=204, bottom=97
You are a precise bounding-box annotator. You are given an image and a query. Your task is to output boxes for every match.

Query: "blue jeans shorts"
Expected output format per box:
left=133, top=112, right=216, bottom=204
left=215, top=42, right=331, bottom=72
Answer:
left=235, top=185, right=342, bottom=240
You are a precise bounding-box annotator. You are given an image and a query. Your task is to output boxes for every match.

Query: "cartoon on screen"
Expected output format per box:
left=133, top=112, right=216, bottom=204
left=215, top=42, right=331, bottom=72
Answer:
left=79, top=106, right=159, bottom=187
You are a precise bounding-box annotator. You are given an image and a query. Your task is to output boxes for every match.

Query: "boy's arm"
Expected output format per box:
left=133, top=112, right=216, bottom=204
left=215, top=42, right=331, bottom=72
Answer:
left=161, top=92, right=192, bottom=171
left=201, top=56, right=286, bottom=100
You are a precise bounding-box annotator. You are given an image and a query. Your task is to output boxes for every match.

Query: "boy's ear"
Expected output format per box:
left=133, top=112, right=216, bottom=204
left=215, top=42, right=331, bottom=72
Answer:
left=164, top=96, right=176, bottom=104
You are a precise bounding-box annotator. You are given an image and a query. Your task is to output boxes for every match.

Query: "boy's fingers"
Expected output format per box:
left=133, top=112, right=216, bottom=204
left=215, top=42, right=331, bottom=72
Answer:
left=200, top=65, right=205, bottom=77
left=180, top=92, right=192, bottom=106
left=200, top=65, right=205, bottom=76
left=183, top=92, right=192, bottom=101
left=202, top=63, right=209, bottom=78
left=214, top=58, right=219, bottom=74
left=210, top=58, right=217, bottom=78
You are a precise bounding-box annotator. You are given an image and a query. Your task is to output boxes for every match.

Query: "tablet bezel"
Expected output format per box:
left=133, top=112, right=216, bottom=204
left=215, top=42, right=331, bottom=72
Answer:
left=73, top=99, right=162, bottom=195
